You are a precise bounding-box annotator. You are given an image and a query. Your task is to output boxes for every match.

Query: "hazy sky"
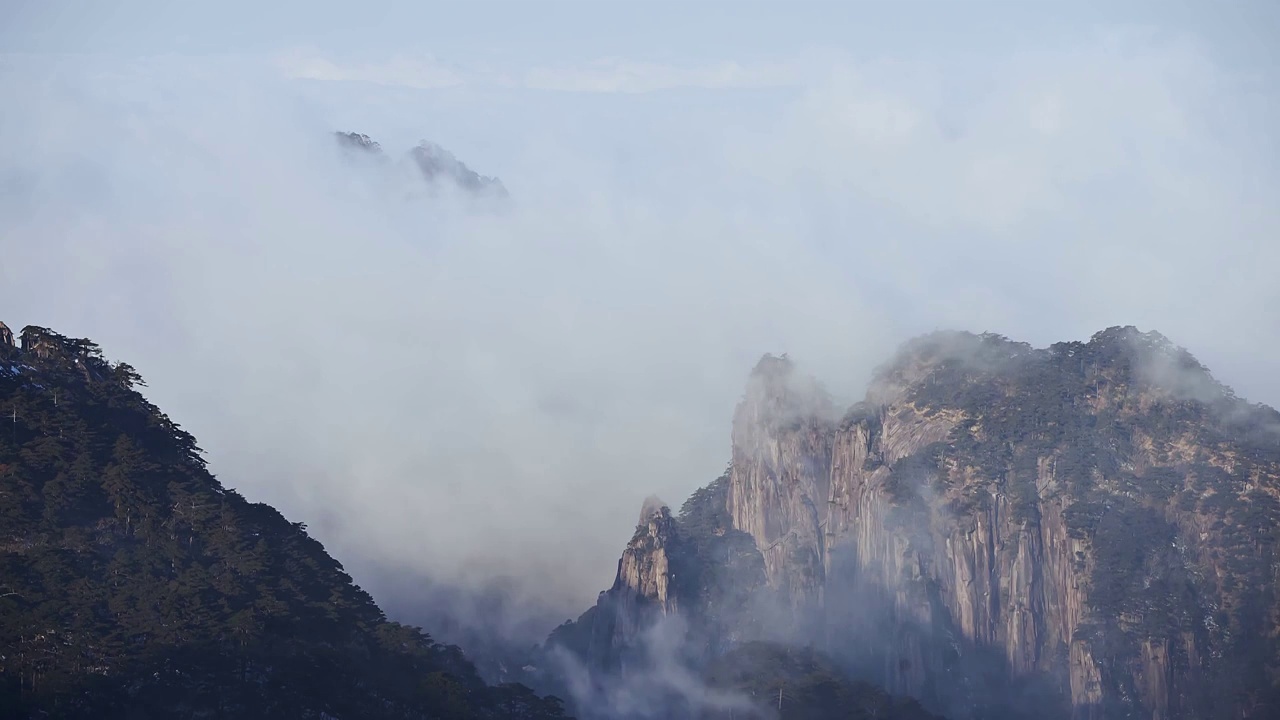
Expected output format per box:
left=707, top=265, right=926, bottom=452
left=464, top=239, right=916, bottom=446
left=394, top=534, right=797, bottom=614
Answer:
left=3, top=1, right=1278, bottom=65
left=2, top=1, right=1278, bottom=616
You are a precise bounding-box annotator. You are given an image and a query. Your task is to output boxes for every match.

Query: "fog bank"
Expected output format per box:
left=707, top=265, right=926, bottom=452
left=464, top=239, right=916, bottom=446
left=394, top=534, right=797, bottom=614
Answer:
left=1, top=28, right=1277, bottom=617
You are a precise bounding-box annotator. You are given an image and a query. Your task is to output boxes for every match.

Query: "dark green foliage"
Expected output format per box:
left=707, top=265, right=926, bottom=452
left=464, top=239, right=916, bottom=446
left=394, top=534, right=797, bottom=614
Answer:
left=839, top=401, right=881, bottom=434
left=0, top=326, right=568, bottom=719
left=674, top=469, right=771, bottom=652
left=1087, top=501, right=1193, bottom=634
left=701, top=643, right=943, bottom=720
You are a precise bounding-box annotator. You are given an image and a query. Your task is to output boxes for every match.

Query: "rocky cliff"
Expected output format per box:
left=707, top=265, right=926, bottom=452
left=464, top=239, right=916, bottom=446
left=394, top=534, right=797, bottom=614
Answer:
left=550, top=503, right=681, bottom=674
left=0, top=321, right=14, bottom=353
left=552, top=327, right=1280, bottom=720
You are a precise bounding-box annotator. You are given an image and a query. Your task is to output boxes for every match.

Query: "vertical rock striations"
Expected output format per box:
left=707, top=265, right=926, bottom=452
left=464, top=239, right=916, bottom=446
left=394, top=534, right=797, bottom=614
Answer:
left=546, top=503, right=682, bottom=674
left=720, top=328, right=1280, bottom=719
left=726, top=354, right=834, bottom=614
left=555, top=327, right=1280, bottom=720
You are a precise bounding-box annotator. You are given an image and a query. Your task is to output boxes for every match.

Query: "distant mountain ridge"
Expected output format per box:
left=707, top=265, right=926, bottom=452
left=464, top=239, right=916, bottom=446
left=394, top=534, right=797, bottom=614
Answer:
left=334, top=131, right=508, bottom=199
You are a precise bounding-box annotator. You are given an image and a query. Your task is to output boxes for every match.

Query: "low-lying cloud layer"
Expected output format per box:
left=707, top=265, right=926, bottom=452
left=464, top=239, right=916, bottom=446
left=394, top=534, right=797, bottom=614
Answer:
left=1, top=29, right=1277, bottom=622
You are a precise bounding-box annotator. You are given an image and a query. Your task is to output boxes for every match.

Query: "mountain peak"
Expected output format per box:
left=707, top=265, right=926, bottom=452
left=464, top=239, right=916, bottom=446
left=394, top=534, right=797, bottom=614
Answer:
left=409, top=140, right=507, bottom=197
left=335, top=130, right=508, bottom=198
left=866, top=330, right=1035, bottom=405
left=553, top=326, right=1280, bottom=718
left=639, top=495, right=669, bottom=525
left=738, top=352, right=834, bottom=430
left=1082, top=325, right=1191, bottom=368
left=334, top=130, right=383, bottom=154
left=1086, top=323, right=1183, bottom=347
left=748, top=351, right=794, bottom=378
left=1073, top=325, right=1231, bottom=404
left=866, top=326, right=1236, bottom=410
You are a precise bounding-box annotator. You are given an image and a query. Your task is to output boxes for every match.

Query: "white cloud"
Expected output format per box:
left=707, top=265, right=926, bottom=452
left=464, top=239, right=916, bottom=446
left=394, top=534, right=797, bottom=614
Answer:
left=277, top=49, right=467, bottom=89
left=520, top=56, right=807, bottom=93
left=275, top=48, right=820, bottom=93
left=1, top=28, right=1276, bottom=621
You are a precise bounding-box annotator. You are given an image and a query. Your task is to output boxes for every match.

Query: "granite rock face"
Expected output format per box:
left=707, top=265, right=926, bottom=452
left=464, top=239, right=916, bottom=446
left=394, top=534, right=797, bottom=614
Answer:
left=545, top=504, right=683, bottom=675
left=614, top=503, right=680, bottom=619
left=554, top=328, right=1280, bottom=719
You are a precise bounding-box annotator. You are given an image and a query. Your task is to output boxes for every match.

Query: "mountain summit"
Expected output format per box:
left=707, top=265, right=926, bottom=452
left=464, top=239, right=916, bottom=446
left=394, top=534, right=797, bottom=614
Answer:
left=335, top=131, right=508, bottom=199
left=549, top=327, right=1280, bottom=719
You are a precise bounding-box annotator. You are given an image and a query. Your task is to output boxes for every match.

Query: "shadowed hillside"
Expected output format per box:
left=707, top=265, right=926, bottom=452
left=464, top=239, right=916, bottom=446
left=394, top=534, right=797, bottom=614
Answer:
left=0, top=321, right=567, bottom=719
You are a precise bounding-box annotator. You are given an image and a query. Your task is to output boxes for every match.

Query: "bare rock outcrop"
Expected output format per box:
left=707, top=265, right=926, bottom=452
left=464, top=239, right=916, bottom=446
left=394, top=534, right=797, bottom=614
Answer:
left=721, top=329, right=1280, bottom=718
left=616, top=502, right=679, bottom=617
left=334, top=131, right=509, bottom=200
left=726, top=354, right=835, bottom=612
left=409, top=141, right=508, bottom=198
left=558, top=328, right=1280, bottom=720
left=0, top=321, right=15, bottom=364
left=546, top=502, right=682, bottom=674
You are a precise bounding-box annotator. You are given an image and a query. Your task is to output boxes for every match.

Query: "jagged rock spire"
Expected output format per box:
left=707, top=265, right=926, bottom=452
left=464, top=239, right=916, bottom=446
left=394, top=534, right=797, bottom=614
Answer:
left=409, top=141, right=508, bottom=197
left=639, top=495, right=668, bottom=525
left=335, top=131, right=383, bottom=153
left=0, top=321, right=13, bottom=350
left=334, top=130, right=509, bottom=199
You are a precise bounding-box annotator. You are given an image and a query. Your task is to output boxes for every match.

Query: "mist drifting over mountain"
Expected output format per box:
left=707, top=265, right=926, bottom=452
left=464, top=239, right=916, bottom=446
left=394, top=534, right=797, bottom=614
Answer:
left=2, top=2, right=1278, bottom=717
